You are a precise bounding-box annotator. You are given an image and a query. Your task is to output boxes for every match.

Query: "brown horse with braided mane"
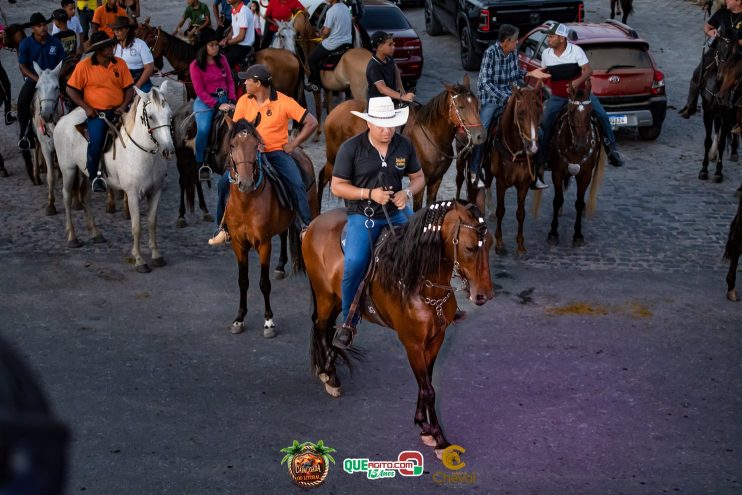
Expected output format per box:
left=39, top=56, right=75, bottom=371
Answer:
left=319, top=77, right=485, bottom=208
left=222, top=118, right=318, bottom=337
left=302, top=199, right=494, bottom=457
left=539, top=81, right=606, bottom=246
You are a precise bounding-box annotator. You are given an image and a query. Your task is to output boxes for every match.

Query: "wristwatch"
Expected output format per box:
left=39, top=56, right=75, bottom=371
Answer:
left=404, top=188, right=413, bottom=202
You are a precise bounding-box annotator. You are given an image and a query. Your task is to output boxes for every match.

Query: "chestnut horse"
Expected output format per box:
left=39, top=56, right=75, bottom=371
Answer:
left=487, top=85, right=543, bottom=256
left=302, top=200, right=494, bottom=457
left=223, top=118, right=319, bottom=336
left=135, top=21, right=303, bottom=103
left=541, top=82, right=606, bottom=246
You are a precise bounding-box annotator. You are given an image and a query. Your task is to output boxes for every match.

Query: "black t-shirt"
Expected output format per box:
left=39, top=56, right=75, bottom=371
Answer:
left=366, top=55, right=398, bottom=101
left=53, top=30, right=77, bottom=58
left=333, top=130, right=421, bottom=218
left=709, top=8, right=742, bottom=42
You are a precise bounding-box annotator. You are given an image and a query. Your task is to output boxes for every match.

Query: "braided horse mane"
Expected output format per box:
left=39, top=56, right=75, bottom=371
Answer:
left=375, top=200, right=488, bottom=297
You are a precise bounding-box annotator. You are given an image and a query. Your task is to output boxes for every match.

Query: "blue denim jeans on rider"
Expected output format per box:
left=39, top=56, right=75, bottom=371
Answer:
left=538, top=93, right=617, bottom=167
left=86, top=110, right=116, bottom=179
left=341, top=207, right=413, bottom=322
left=469, top=102, right=503, bottom=175
left=214, top=150, right=313, bottom=228
left=194, top=94, right=227, bottom=164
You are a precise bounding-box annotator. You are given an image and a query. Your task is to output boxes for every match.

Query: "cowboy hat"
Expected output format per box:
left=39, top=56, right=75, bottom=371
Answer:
left=24, top=12, right=51, bottom=28
left=107, top=15, right=136, bottom=30
left=85, top=31, right=117, bottom=53
left=196, top=27, right=220, bottom=49
left=350, top=96, right=409, bottom=128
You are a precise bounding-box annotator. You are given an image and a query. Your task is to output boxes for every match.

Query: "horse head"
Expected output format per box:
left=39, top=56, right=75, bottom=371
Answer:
left=33, top=61, right=63, bottom=122
left=717, top=46, right=742, bottom=107
left=442, top=201, right=494, bottom=305
left=225, top=117, right=263, bottom=194
left=566, top=79, right=595, bottom=154
left=3, top=24, right=27, bottom=51
left=444, top=74, right=486, bottom=146
left=133, top=86, right=175, bottom=159
left=509, top=82, right=543, bottom=156
left=272, top=21, right=297, bottom=54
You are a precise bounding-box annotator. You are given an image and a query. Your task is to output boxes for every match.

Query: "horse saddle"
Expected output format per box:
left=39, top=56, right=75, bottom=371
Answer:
left=74, top=114, right=123, bottom=158
left=261, top=152, right=314, bottom=211
left=319, top=44, right=353, bottom=71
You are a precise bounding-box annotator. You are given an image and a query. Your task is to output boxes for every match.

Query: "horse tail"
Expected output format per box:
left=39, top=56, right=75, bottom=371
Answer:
left=185, top=182, right=196, bottom=213
left=586, top=147, right=606, bottom=217
left=531, top=188, right=543, bottom=218
left=723, top=194, right=742, bottom=262
left=288, top=223, right=306, bottom=274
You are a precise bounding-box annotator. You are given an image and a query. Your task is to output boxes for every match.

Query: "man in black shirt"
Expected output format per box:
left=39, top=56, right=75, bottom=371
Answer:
left=679, top=0, right=742, bottom=118
left=330, top=96, right=425, bottom=348
left=365, top=31, right=414, bottom=104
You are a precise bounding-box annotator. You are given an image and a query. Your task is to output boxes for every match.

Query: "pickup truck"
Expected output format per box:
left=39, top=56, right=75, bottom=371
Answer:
left=425, top=0, right=584, bottom=70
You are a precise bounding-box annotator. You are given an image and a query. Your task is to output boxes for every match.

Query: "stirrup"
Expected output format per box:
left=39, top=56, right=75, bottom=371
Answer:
left=199, top=164, right=213, bottom=181
left=208, top=228, right=230, bottom=246
left=332, top=323, right=357, bottom=349
left=91, top=174, right=107, bottom=192
left=18, top=136, right=31, bottom=151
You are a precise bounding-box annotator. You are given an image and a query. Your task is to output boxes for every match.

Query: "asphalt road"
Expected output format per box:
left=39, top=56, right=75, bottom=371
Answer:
left=0, top=0, right=741, bottom=494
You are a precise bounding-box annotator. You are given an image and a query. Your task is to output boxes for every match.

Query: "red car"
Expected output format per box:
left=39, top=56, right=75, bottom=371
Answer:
left=519, top=20, right=667, bottom=140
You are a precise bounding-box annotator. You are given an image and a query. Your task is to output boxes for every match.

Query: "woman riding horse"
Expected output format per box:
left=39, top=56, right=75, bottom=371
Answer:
left=329, top=96, right=425, bottom=349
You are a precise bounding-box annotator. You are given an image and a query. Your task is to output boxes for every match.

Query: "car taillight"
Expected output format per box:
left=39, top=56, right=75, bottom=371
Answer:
left=651, top=70, right=665, bottom=95
left=479, top=9, right=490, bottom=32
left=578, top=3, right=584, bottom=22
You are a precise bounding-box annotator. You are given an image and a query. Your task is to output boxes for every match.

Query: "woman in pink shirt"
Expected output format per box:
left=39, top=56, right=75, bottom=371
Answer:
left=190, top=27, right=236, bottom=181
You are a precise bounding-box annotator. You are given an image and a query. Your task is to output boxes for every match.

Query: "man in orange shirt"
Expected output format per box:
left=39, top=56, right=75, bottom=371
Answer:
left=66, top=31, right=134, bottom=192
left=91, top=0, right=126, bottom=37
left=208, top=64, right=317, bottom=245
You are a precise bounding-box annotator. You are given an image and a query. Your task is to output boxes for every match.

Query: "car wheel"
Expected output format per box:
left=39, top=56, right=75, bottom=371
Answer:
left=425, top=0, right=443, bottom=36
left=638, top=124, right=662, bottom=141
left=460, top=24, right=481, bottom=71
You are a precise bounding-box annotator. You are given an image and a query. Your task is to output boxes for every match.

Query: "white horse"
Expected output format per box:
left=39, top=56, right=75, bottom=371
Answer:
left=270, top=20, right=297, bottom=55
left=30, top=61, right=66, bottom=216
left=54, top=87, right=175, bottom=273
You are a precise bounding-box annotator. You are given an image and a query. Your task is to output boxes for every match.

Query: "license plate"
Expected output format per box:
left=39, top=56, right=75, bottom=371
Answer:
left=609, top=114, right=628, bottom=126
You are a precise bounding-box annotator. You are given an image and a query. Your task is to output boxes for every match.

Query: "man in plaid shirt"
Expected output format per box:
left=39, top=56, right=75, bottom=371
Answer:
left=470, top=24, right=548, bottom=189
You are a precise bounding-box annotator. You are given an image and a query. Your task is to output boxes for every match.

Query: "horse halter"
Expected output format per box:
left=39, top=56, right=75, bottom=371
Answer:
left=449, top=92, right=484, bottom=156
left=502, top=95, right=540, bottom=162
left=566, top=99, right=596, bottom=147
left=228, top=131, right=264, bottom=191
left=123, top=98, right=172, bottom=154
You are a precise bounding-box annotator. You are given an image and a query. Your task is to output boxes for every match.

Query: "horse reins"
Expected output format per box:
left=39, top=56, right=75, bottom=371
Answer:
left=416, top=92, right=483, bottom=161
left=122, top=99, right=172, bottom=155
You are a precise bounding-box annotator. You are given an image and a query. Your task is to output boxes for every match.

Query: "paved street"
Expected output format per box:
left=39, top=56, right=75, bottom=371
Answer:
left=0, top=0, right=741, bottom=493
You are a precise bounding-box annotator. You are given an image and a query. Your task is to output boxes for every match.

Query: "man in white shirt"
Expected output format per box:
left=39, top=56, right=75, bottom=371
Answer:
left=220, top=0, right=255, bottom=69
left=306, top=0, right=352, bottom=92
left=531, top=22, right=624, bottom=172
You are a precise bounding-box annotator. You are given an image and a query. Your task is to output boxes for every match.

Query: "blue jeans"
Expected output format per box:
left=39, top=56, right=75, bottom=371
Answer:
left=341, top=207, right=412, bottom=321
left=538, top=93, right=617, bottom=166
left=214, top=150, right=313, bottom=227
left=194, top=95, right=227, bottom=164
left=86, top=110, right=116, bottom=179
left=129, top=69, right=152, bottom=93
left=469, top=102, right=503, bottom=175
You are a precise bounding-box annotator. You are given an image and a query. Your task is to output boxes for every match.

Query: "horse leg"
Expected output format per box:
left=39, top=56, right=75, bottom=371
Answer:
left=455, top=156, right=465, bottom=200
left=610, top=0, right=616, bottom=19
left=122, top=191, right=131, bottom=220
left=573, top=176, right=588, bottom=246
left=22, top=150, right=40, bottom=185
left=313, top=91, right=323, bottom=142
left=700, top=112, right=713, bottom=180
left=727, top=251, right=740, bottom=301
left=177, top=182, right=187, bottom=228
left=548, top=172, right=564, bottom=245
left=714, top=121, right=729, bottom=183
left=231, top=247, right=250, bottom=334
left=126, top=191, right=148, bottom=273
left=105, top=188, right=116, bottom=214
left=147, top=189, right=166, bottom=268
left=257, top=242, right=277, bottom=338
left=515, top=184, right=528, bottom=256
left=197, top=180, right=213, bottom=222
left=413, top=183, right=425, bottom=211
left=42, top=142, right=57, bottom=216
left=80, top=179, right=105, bottom=245
left=275, top=230, right=288, bottom=279
left=731, top=134, right=739, bottom=162
left=495, top=180, right=507, bottom=255
left=312, top=293, right=342, bottom=397
left=426, top=178, right=443, bottom=208
left=317, top=163, right=331, bottom=205
left=62, top=170, right=83, bottom=248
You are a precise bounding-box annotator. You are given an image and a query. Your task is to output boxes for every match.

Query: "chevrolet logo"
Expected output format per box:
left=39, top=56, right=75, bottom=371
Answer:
left=609, top=75, right=621, bottom=84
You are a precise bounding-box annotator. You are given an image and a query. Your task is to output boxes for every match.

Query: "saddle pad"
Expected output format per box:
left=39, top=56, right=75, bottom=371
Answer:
left=319, top=44, right=353, bottom=71
left=262, top=156, right=292, bottom=211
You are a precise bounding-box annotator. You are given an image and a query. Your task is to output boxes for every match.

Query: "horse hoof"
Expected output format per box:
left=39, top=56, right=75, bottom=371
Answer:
left=274, top=268, right=286, bottom=280
left=420, top=435, right=437, bottom=447
left=92, top=234, right=106, bottom=244
left=698, top=170, right=709, bottom=180
left=230, top=321, right=245, bottom=334
left=572, top=237, right=584, bottom=247
left=202, top=213, right=214, bottom=222
left=324, top=382, right=342, bottom=398
left=713, top=173, right=723, bottom=183
left=728, top=289, right=739, bottom=302
left=135, top=264, right=152, bottom=274
left=45, top=205, right=57, bottom=216
left=176, top=218, right=187, bottom=228
left=150, top=257, right=166, bottom=268
left=547, top=235, right=559, bottom=246
left=730, top=154, right=739, bottom=162
left=67, top=239, right=83, bottom=249
left=263, top=326, right=276, bottom=339
left=105, top=205, right=116, bottom=214
left=495, top=246, right=507, bottom=256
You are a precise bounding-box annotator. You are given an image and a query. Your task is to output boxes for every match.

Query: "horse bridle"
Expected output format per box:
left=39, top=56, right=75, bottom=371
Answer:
left=417, top=91, right=483, bottom=160
left=123, top=98, right=172, bottom=154
left=566, top=99, right=596, bottom=148
left=228, top=132, right=264, bottom=191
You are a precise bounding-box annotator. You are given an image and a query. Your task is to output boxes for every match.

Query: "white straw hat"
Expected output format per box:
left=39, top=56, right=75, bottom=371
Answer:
left=350, top=97, right=409, bottom=128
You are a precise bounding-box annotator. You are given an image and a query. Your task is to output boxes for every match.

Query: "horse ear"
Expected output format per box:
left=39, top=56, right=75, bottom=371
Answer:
left=143, top=16, right=150, bottom=25
left=134, top=86, right=148, bottom=100
left=568, top=82, right=576, bottom=99
left=584, top=78, right=592, bottom=95
left=52, top=61, right=63, bottom=78
left=33, top=61, right=42, bottom=76
left=225, top=115, right=235, bottom=131
left=463, top=73, right=471, bottom=88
